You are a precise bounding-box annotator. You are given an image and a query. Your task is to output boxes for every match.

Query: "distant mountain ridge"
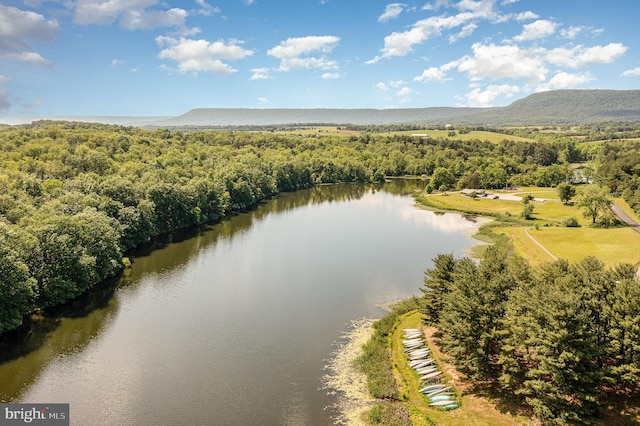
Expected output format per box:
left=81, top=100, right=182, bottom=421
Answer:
left=2, top=90, right=639, bottom=127
left=156, top=107, right=489, bottom=126
left=445, top=89, right=640, bottom=125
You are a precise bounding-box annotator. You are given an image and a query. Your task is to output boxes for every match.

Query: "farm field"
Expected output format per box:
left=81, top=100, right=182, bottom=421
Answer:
left=262, top=126, right=535, bottom=142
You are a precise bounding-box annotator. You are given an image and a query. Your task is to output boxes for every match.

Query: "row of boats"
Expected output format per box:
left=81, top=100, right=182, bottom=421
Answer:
left=403, top=328, right=460, bottom=411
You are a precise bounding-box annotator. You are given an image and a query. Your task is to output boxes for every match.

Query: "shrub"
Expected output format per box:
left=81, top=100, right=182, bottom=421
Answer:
left=561, top=216, right=579, bottom=227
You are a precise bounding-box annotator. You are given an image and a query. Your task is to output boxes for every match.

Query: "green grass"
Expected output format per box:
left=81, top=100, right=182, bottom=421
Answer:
left=493, top=226, right=556, bottom=265
left=264, top=127, right=535, bottom=142
left=526, top=226, right=640, bottom=267
left=393, top=130, right=534, bottom=143
left=415, top=187, right=640, bottom=268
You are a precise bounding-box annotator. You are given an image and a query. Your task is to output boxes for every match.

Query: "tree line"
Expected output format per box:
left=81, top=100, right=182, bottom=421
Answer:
left=421, top=246, right=640, bottom=424
left=0, top=120, right=638, bottom=335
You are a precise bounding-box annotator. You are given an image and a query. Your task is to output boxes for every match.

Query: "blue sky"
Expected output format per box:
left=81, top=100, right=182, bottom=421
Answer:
left=1, top=0, right=639, bottom=117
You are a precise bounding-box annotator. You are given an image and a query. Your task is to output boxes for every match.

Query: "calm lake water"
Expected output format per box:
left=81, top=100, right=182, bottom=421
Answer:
left=0, top=180, right=482, bottom=425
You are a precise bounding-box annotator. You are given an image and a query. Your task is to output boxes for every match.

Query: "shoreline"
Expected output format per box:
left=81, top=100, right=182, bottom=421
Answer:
left=321, top=318, right=377, bottom=425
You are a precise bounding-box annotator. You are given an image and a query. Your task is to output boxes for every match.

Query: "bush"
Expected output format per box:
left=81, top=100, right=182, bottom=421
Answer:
left=561, top=216, right=579, bottom=227
left=367, top=403, right=412, bottom=426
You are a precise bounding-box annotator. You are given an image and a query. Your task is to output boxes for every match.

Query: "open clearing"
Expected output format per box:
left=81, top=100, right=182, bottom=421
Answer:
left=417, top=188, right=640, bottom=268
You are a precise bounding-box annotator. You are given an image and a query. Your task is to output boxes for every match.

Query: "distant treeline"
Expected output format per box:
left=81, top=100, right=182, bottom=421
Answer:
left=1, top=120, right=639, bottom=334
left=422, top=246, right=640, bottom=424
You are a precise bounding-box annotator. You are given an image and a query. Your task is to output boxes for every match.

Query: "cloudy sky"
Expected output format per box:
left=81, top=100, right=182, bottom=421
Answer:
left=1, top=0, right=639, bottom=117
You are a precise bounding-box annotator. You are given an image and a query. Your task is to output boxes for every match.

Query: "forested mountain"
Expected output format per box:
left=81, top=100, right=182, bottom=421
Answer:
left=3, top=90, right=638, bottom=127
left=154, top=107, right=489, bottom=126
left=446, top=89, right=640, bottom=125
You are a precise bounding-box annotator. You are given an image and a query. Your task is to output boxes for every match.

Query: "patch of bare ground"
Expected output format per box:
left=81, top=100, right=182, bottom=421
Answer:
left=600, top=392, right=640, bottom=425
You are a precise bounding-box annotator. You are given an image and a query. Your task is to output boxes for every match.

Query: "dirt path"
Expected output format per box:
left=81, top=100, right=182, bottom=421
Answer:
left=523, top=228, right=558, bottom=261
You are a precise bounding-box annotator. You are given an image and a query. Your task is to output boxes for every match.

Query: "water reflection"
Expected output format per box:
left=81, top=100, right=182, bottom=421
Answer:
left=0, top=180, right=481, bottom=425
left=0, top=280, right=119, bottom=401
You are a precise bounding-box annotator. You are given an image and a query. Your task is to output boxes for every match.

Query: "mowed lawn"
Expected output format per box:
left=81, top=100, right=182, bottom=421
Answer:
left=496, top=226, right=640, bottom=267
left=420, top=188, right=640, bottom=268
left=394, top=129, right=534, bottom=142
left=422, top=191, right=590, bottom=225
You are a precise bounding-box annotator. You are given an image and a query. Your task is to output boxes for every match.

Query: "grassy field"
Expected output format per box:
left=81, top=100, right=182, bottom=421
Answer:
left=264, top=126, right=535, bottom=142
left=419, top=191, right=590, bottom=226
left=392, top=130, right=534, bottom=143
left=494, top=226, right=640, bottom=266
left=416, top=188, right=640, bottom=268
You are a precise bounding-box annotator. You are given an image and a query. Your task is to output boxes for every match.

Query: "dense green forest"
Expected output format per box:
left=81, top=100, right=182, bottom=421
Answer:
left=421, top=246, right=640, bottom=424
left=1, top=120, right=640, bottom=336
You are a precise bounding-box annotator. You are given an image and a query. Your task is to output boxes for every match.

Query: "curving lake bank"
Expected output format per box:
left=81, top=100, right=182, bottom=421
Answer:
left=0, top=180, right=484, bottom=425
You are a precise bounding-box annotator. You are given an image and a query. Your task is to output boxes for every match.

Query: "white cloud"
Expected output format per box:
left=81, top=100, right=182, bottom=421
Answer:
left=74, top=0, right=187, bottom=29
left=537, top=71, right=594, bottom=91
left=0, top=5, right=59, bottom=48
left=457, top=42, right=548, bottom=83
left=379, top=3, right=405, bottom=22
left=449, top=22, right=477, bottom=43
left=6, top=51, right=52, bottom=67
left=157, top=37, right=253, bottom=75
left=375, top=82, right=389, bottom=91
left=514, top=19, right=556, bottom=41
left=370, top=2, right=503, bottom=62
left=546, top=43, right=627, bottom=68
left=414, top=66, right=447, bottom=82
left=464, top=84, right=520, bottom=107
left=257, top=97, right=269, bottom=105
left=515, top=11, right=538, bottom=21
left=321, top=72, right=341, bottom=79
left=120, top=8, right=187, bottom=30
left=621, top=67, right=640, bottom=77
left=195, top=0, right=220, bottom=16
left=397, top=87, right=412, bottom=96
left=250, top=67, right=272, bottom=80
left=111, top=58, right=124, bottom=68
left=0, top=5, right=58, bottom=70
left=268, top=36, right=340, bottom=71
left=560, top=26, right=583, bottom=39
left=456, top=0, right=495, bottom=15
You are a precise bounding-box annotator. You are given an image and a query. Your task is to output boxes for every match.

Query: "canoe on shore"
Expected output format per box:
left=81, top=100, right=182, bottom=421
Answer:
left=410, top=353, right=430, bottom=360
left=429, top=395, right=455, bottom=403
left=403, top=345, right=423, bottom=352
left=429, top=400, right=456, bottom=407
left=419, top=384, right=446, bottom=393
left=404, top=333, right=423, bottom=338
left=412, top=360, right=435, bottom=369
left=420, top=371, right=443, bottom=381
left=426, top=386, right=452, bottom=397
left=416, top=365, right=437, bottom=374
